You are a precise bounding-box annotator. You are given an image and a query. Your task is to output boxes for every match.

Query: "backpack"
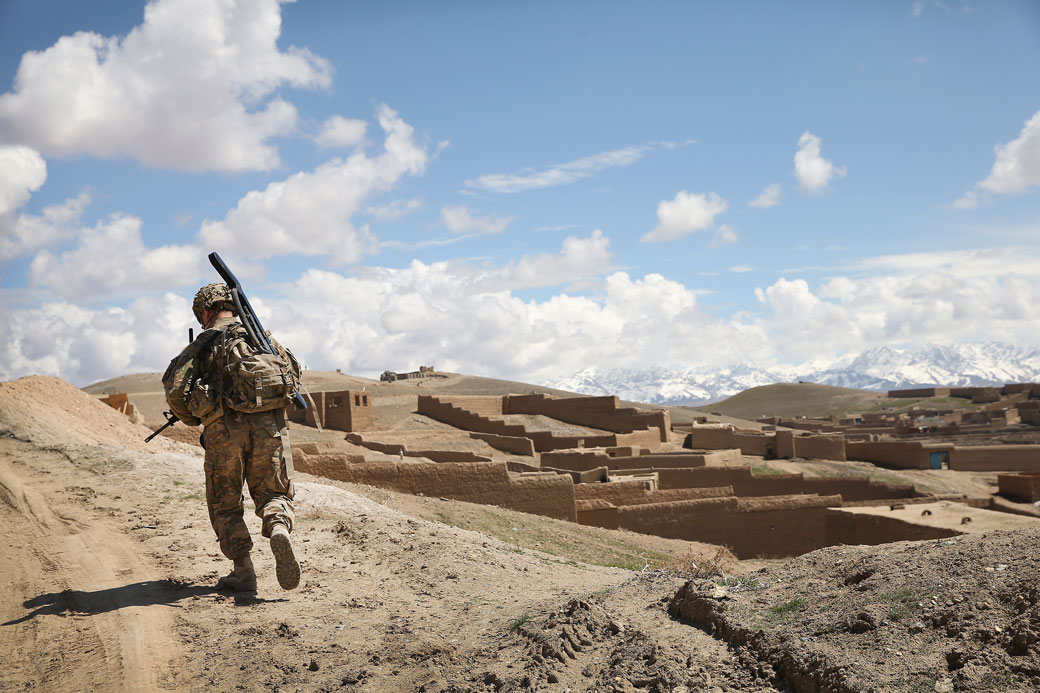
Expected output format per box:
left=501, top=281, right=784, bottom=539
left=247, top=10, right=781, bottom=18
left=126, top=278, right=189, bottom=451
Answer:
left=213, top=323, right=301, bottom=413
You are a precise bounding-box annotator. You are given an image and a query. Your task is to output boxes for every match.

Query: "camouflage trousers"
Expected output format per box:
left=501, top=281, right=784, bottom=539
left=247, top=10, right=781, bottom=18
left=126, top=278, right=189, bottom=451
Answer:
left=202, top=409, right=295, bottom=561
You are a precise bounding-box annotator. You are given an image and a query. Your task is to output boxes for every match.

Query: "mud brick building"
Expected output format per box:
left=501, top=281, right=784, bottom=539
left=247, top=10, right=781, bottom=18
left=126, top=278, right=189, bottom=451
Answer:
left=288, top=389, right=373, bottom=431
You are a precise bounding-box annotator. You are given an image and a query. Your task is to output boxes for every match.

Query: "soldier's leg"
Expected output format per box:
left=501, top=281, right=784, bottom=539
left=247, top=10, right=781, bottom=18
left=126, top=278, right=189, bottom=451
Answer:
left=242, top=411, right=298, bottom=590
left=242, top=411, right=295, bottom=538
left=203, top=420, right=253, bottom=561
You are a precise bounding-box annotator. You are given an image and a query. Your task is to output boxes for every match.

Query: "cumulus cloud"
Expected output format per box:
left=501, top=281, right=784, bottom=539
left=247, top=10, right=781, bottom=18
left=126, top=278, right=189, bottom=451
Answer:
left=0, top=293, right=193, bottom=385
left=0, top=0, right=331, bottom=172
left=754, top=246, right=1040, bottom=361
left=642, top=191, right=727, bottom=243
left=199, top=104, right=429, bottom=265
left=1, top=192, right=90, bottom=262
left=794, top=132, right=846, bottom=192
left=957, top=110, right=1040, bottom=207
left=749, top=183, right=782, bottom=208
left=494, top=230, right=612, bottom=290
left=441, top=205, right=513, bottom=234
left=0, top=145, right=46, bottom=216
left=315, top=115, right=368, bottom=149
left=265, top=263, right=765, bottom=385
left=29, top=213, right=203, bottom=299
left=464, top=141, right=691, bottom=194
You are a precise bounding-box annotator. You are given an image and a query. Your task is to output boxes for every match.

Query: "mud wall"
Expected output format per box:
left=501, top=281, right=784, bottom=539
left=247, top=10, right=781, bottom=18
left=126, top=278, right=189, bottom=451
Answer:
left=611, top=466, right=916, bottom=501
left=417, top=395, right=618, bottom=452
left=295, top=453, right=576, bottom=521
left=845, top=440, right=951, bottom=469
left=685, top=425, right=736, bottom=449
left=998, top=473, right=1040, bottom=502
left=794, top=433, right=846, bottom=461
left=824, top=509, right=960, bottom=546
left=889, top=387, right=950, bottom=398
left=342, top=434, right=492, bottom=463
left=469, top=432, right=536, bottom=456
left=949, top=445, right=1040, bottom=472
left=504, top=394, right=670, bottom=443
left=573, top=481, right=734, bottom=507
left=540, top=449, right=738, bottom=472
left=609, top=495, right=841, bottom=559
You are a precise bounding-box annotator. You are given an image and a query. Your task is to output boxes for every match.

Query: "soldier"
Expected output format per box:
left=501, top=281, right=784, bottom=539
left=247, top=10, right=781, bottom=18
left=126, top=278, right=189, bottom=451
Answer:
left=162, top=283, right=301, bottom=591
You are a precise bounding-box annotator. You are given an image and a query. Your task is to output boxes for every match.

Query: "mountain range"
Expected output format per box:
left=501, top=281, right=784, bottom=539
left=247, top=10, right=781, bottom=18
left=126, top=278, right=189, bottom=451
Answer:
left=543, top=343, right=1040, bottom=406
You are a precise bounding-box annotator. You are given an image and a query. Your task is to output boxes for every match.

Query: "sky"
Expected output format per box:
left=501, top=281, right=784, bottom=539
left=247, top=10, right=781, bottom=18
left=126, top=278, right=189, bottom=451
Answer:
left=1, top=0, right=1039, bottom=387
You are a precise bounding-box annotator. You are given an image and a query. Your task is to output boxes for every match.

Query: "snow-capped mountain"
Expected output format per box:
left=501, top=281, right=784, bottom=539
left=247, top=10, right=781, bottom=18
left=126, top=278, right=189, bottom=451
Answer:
left=543, top=343, right=1040, bottom=406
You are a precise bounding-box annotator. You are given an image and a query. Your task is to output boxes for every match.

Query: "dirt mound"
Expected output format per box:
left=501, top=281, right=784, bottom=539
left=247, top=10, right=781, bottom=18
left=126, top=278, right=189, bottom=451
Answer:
left=670, top=529, right=1040, bottom=691
left=0, top=375, right=183, bottom=453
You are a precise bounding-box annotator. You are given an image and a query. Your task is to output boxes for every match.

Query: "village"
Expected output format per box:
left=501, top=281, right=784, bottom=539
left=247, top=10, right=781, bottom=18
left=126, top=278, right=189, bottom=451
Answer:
left=97, top=370, right=1040, bottom=562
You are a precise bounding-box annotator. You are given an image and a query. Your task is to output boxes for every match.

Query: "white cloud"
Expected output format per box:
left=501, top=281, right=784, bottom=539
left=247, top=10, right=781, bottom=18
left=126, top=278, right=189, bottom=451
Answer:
left=642, top=191, right=727, bottom=242
left=730, top=265, right=753, bottom=273
left=199, top=104, right=430, bottom=265
left=6, top=240, right=1038, bottom=387
left=0, top=293, right=193, bottom=386
left=29, top=213, right=202, bottom=299
left=316, top=115, right=368, bottom=149
left=0, top=145, right=46, bottom=216
left=266, top=262, right=764, bottom=385
left=464, top=141, right=690, bottom=194
left=754, top=247, right=1040, bottom=361
left=794, top=132, right=846, bottom=192
left=958, top=110, right=1040, bottom=204
left=711, top=224, right=739, bottom=246
left=367, top=197, right=423, bottom=221
left=441, top=205, right=513, bottom=234
left=0, top=0, right=331, bottom=172
left=749, top=183, right=782, bottom=208
left=1, top=192, right=90, bottom=262
left=495, top=230, right=612, bottom=290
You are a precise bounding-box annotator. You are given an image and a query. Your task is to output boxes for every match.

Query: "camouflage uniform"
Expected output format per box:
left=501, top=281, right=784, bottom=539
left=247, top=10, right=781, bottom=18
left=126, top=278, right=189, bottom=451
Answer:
left=163, top=314, right=295, bottom=562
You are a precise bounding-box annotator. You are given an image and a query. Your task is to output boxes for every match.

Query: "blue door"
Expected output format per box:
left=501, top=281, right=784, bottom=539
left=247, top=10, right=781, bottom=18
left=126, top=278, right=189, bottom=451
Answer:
left=929, top=452, right=947, bottom=469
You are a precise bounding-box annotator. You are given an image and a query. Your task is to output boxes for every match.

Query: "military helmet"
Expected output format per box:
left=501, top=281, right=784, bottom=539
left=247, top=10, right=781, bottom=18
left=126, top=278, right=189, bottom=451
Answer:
left=192, top=282, right=235, bottom=323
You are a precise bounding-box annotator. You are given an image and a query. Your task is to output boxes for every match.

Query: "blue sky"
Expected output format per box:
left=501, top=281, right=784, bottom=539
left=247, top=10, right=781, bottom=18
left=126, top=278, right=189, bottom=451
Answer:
left=1, top=0, right=1038, bottom=386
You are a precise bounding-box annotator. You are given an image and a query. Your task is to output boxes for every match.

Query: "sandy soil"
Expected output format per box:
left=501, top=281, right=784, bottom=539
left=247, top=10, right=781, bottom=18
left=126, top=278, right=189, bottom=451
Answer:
left=6, top=374, right=1040, bottom=692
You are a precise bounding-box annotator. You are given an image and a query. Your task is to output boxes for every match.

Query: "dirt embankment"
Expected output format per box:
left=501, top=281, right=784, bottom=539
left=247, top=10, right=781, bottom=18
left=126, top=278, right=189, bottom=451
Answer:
left=671, top=531, right=1040, bottom=692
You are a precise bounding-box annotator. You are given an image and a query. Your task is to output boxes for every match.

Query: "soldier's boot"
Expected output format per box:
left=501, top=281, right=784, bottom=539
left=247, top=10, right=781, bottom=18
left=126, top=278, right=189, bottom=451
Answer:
left=270, top=524, right=301, bottom=590
left=216, top=555, right=257, bottom=591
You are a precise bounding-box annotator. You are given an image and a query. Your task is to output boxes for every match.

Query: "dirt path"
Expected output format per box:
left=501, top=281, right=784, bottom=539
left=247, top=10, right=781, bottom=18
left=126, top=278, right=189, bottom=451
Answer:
left=0, top=444, right=193, bottom=691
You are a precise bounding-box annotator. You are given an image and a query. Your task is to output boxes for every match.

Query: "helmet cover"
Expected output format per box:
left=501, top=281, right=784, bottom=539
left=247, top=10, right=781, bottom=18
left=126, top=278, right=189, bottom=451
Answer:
left=192, top=282, right=234, bottom=323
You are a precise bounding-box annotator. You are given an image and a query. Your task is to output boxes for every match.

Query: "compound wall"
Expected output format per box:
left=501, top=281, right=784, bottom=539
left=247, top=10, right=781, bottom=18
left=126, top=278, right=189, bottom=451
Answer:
left=504, top=394, right=670, bottom=443
left=686, top=424, right=845, bottom=460
left=540, top=449, right=738, bottom=472
left=824, top=509, right=960, bottom=546
left=417, top=395, right=619, bottom=451
left=845, top=440, right=952, bottom=469
left=609, top=495, right=842, bottom=559
left=611, top=466, right=916, bottom=501
left=295, top=452, right=576, bottom=521
left=949, top=445, right=1040, bottom=472
left=998, top=472, right=1040, bottom=502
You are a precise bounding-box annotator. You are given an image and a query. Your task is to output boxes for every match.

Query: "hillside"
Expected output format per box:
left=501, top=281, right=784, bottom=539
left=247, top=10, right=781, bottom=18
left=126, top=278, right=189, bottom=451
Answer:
left=697, top=382, right=888, bottom=420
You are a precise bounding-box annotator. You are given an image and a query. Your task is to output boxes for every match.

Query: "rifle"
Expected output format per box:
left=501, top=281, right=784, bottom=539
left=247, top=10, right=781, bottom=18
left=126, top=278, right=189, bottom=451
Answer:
left=145, top=410, right=178, bottom=443
left=208, top=252, right=308, bottom=411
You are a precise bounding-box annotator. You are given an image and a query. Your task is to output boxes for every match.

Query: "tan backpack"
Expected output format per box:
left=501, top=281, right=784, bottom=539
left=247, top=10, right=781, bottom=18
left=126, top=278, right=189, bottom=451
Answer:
left=213, top=323, right=301, bottom=413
